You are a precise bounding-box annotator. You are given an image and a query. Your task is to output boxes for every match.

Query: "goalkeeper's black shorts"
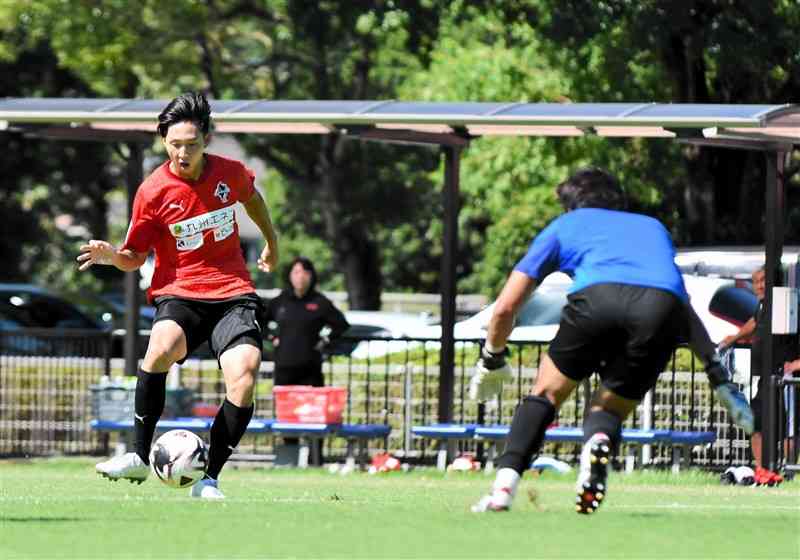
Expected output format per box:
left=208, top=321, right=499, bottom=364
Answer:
left=547, top=283, right=685, bottom=400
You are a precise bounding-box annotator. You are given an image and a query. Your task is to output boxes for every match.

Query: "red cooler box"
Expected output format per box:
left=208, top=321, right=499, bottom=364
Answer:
left=273, top=386, right=347, bottom=424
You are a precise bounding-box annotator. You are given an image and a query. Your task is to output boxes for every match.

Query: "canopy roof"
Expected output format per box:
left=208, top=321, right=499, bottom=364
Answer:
left=1, top=99, right=798, bottom=148
left=2, top=97, right=796, bottom=442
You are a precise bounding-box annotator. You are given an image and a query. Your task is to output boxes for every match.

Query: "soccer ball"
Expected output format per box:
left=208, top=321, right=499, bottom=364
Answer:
left=149, top=430, right=208, bottom=489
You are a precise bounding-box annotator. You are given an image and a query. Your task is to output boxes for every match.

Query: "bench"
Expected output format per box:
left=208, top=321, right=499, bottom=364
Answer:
left=411, top=423, right=716, bottom=473
left=410, top=424, right=478, bottom=470
left=268, top=422, right=390, bottom=468
left=90, top=418, right=390, bottom=469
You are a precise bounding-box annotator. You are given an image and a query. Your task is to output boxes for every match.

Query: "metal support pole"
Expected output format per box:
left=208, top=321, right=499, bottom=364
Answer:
left=438, top=146, right=461, bottom=425
left=124, top=143, right=144, bottom=377
left=762, top=151, right=786, bottom=472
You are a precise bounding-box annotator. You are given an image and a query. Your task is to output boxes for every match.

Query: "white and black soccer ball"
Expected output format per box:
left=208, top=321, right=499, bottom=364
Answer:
left=149, top=430, right=208, bottom=489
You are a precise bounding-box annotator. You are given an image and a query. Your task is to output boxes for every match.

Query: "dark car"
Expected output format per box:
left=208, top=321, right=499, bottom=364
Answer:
left=0, top=284, right=101, bottom=330
left=69, top=291, right=156, bottom=332
left=0, top=283, right=106, bottom=356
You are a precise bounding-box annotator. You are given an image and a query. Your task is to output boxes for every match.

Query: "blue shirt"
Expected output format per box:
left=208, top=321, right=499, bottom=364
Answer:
left=514, top=208, right=688, bottom=302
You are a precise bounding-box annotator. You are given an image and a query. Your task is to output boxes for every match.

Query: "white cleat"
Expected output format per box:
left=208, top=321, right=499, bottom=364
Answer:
left=96, top=452, right=149, bottom=484
left=471, top=488, right=513, bottom=512
left=190, top=478, right=225, bottom=500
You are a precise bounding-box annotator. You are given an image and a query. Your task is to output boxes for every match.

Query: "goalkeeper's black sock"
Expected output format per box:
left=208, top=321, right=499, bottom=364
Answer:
left=206, top=399, right=254, bottom=480
left=134, top=369, right=168, bottom=465
left=496, top=395, right=556, bottom=474
left=582, top=409, right=622, bottom=452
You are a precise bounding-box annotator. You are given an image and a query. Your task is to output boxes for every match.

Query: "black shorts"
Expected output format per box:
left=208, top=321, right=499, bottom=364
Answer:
left=750, top=375, right=788, bottom=433
left=547, top=283, right=685, bottom=400
left=152, top=293, right=264, bottom=365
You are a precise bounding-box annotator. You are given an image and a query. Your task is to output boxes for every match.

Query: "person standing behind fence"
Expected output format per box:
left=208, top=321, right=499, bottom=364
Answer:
left=469, top=166, right=753, bottom=514
left=719, top=267, right=792, bottom=485
left=264, top=257, right=349, bottom=466
left=77, top=91, right=279, bottom=499
left=264, top=257, right=350, bottom=388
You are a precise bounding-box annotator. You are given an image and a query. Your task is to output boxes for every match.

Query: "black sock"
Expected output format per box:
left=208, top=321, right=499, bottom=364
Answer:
left=583, top=409, right=623, bottom=452
left=134, top=369, right=167, bottom=464
left=496, top=395, right=556, bottom=474
left=206, top=399, right=254, bottom=480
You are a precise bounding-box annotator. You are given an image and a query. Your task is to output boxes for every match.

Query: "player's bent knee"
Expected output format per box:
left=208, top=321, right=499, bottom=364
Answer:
left=226, top=378, right=255, bottom=407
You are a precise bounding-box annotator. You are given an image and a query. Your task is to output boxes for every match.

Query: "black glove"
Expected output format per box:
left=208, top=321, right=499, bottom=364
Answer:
left=478, top=346, right=509, bottom=370
left=705, top=361, right=732, bottom=388
left=705, top=347, right=735, bottom=388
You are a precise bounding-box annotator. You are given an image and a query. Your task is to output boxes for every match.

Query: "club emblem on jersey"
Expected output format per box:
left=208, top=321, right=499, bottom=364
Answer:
left=214, top=181, right=231, bottom=203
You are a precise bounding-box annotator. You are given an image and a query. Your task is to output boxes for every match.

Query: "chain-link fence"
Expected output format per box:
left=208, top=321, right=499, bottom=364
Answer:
left=0, top=329, right=781, bottom=469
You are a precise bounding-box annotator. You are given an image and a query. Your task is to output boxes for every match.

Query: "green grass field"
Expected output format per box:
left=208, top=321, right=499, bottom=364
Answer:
left=1, top=459, right=798, bottom=560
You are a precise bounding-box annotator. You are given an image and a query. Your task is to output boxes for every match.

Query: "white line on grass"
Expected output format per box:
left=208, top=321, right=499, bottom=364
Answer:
left=1, top=496, right=798, bottom=511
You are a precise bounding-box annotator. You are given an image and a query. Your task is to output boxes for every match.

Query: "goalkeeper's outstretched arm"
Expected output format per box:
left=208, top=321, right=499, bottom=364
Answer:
left=684, top=303, right=717, bottom=368
left=470, top=271, right=538, bottom=401
left=684, top=302, right=754, bottom=434
left=485, top=271, right=537, bottom=352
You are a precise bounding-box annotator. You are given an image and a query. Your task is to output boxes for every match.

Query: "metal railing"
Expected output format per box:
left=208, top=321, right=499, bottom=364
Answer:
left=2, top=329, right=794, bottom=470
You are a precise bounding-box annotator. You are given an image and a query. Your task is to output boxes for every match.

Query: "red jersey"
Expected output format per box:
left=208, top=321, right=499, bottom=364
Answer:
left=122, top=154, right=257, bottom=302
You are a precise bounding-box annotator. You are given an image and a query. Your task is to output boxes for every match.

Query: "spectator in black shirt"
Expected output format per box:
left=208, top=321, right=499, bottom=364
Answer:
left=265, top=256, right=349, bottom=387
left=264, top=257, right=348, bottom=466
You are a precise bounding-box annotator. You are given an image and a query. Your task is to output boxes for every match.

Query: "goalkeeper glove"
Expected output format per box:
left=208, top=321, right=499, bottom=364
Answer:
left=706, top=352, right=754, bottom=435
left=469, top=346, right=512, bottom=402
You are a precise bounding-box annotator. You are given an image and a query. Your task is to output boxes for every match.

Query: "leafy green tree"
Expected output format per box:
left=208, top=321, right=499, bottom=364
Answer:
left=10, top=0, right=457, bottom=308
left=505, top=0, right=800, bottom=244
left=0, top=22, right=120, bottom=293
left=398, top=3, right=651, bottom=295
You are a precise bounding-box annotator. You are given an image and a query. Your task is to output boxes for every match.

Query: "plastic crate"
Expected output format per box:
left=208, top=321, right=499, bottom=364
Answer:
left=90, top=384, right=134, bottom=422
left=273, top=386, right=347, bottom=424
left=90, top=381, right=195, bottom=422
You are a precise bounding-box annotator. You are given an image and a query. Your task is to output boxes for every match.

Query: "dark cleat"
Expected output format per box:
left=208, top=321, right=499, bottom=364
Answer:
left=575, top=434, right=610, bottom=515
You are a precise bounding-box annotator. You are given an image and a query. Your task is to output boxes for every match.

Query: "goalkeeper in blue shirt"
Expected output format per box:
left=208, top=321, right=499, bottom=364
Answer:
left=471, top=167, right=752, bottom=514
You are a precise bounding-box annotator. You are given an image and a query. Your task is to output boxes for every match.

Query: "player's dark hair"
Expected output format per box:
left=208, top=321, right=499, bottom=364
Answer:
left=556, top=167, right=626, bottom=211
left=286, top=256, right=318, bottom=292
left=157, top=92, right=213, bottom=138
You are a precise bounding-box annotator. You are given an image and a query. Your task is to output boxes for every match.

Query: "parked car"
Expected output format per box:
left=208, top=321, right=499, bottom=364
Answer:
left=366, top=273, right=750, bottom=359
left=332, top=311, right=439, bottom=359
left=0, top=283, right=102, bottom=330
left=0, top=283, right=105, bottom=356
left=69, top=291, right=156, bottom=332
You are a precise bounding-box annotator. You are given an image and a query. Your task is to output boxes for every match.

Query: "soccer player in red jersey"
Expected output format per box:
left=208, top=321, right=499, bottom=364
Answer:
left=78, top=92, right=279, bottom=499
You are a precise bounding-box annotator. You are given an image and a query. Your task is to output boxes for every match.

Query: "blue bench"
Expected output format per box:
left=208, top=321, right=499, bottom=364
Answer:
left=90, top=418, right=390, bottom=469
left=412, top=423, right=716, bottom=472
left=410, top=424, right=478, bottom=469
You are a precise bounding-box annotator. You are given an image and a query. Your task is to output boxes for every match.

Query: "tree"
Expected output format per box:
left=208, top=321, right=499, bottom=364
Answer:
left=398, top=2, right=674, bottom=294
left=510, top=0, right=800, bottom=244
left=11, top=0, right=452, bottom=308
left=0, top=16, right=121, bottom=292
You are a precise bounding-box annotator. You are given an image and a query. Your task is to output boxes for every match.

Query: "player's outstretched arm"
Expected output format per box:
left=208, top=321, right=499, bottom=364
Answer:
left=486, top=271, right=537, bottom=351
left=684, top=303, right=754, bottom=434
left=243, top=191, right=279, bottom=273
left=470, top=271, right=537, bottom=401
left=76, top=240, right=147, bottom=272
